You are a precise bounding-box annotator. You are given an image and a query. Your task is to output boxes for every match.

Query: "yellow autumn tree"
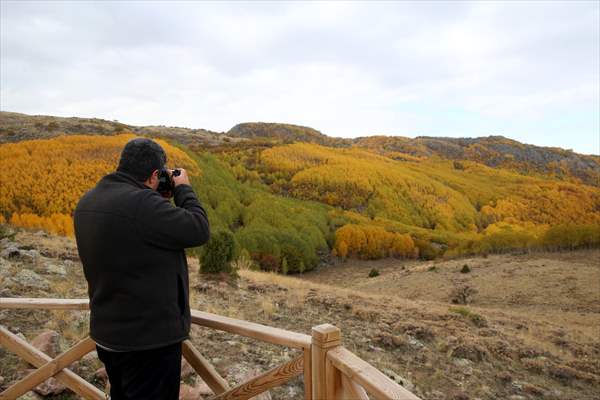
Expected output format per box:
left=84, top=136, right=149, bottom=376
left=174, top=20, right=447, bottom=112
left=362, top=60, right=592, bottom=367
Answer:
left=0, top=134, right=201, bottom=236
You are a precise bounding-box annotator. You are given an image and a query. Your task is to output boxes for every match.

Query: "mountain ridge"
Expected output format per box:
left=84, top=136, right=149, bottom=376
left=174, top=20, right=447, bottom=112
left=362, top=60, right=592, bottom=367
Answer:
left=1, top=111, right=597, bottom=187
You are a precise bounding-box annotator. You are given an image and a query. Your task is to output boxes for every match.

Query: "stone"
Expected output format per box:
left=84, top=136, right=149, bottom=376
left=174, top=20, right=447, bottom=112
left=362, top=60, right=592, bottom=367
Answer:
left=181, top=358, right=195, bottom=379
left=407, top=335, right=425, bottom=350
left=82, top=351, right=98, bottom=363
left=19, top=249, right=40, bottom=263
left=33, top=376, right=67, bottom=396
left=196, top=381, right=213, bottom=396
left=179, top=384, right=202, bottom=400
left=10, top=269, right=50, bottom=290
left=15, top=392, right=42, bottom=400
left=43, top=263, right=67, bottom=276
left=94, top=367, right=108, bottom=383
left=451, top=344, right=487, bottom=362
left=0, top=257, right=12, bottom=277
left=0, top=245, right=20, bottom=259
left=31, top=330, right=61, bottom=358
left=382, top=368, right=415, bottom=392
left=452, top=358, right=473, bottom=376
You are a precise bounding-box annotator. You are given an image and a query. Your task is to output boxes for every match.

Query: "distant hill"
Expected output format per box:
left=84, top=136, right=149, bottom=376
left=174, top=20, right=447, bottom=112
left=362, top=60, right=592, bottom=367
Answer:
left=227, top=122, right=350, bottom=147
left=354, top=135, right=600, bottom=187
left=2, top=111, right=596, bottom=187
left=0, top=111, right=233, bottom=146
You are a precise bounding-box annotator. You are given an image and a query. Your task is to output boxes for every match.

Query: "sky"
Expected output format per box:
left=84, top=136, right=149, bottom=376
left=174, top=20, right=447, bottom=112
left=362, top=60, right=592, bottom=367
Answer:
left=1, top=1, right=599, bottom=155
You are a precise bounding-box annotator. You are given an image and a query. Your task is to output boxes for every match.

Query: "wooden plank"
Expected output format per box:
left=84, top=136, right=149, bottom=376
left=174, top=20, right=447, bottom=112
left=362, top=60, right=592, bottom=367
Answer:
left=182, top=340, right=229, bottom=394
left=325, top=357, right=342, bottom=399
left=1, top=336, right=96, bottom=399
left=191, top=309, right=311, bottom=349
left=0, top=297, right=90, bottom=310
left=303, top=347, right=312, bottom=400
left=327, top=347, right=421, bottom=400
left=208, top=354, right=304, bottom=400
left=0, top=326, right=104, bottom=400
left=341, top=374, right=369, bottom=400
left=311, top=324, right=342, bottom=400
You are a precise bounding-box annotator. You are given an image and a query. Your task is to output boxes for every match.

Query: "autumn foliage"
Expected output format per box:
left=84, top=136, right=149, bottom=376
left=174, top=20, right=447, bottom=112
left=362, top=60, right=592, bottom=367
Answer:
left=333, top=224, right=417, bottom=260
left=0, top=134, right=200, bottom=236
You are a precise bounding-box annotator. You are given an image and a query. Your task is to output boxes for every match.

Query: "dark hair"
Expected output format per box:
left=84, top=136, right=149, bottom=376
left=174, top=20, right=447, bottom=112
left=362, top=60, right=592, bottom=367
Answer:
left=117, top=138, right=167, bottom=181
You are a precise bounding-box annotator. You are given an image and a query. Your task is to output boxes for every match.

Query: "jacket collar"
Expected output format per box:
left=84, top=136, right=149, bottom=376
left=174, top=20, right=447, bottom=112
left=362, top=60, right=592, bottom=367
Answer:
left=106, top=170, right=151, bottom=190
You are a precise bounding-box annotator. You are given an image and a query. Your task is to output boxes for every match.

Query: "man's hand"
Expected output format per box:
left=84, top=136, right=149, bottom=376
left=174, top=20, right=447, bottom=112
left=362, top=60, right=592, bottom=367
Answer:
left=170, top=168, right=191, bottom=187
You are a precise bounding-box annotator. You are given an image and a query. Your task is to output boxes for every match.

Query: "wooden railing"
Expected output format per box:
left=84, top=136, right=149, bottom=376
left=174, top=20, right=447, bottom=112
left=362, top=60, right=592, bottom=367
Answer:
left=0, top=298, right=422, bottom=400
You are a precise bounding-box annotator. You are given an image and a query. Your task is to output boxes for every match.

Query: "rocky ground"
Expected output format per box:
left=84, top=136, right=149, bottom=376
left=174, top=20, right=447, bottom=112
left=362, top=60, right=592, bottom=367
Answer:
left=0, top=226, right=599, bottom=400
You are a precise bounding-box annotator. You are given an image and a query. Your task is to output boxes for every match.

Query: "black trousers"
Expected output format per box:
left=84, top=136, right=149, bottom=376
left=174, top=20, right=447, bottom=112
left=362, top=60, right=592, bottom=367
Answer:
left=96, top=341, right=182, bottom=400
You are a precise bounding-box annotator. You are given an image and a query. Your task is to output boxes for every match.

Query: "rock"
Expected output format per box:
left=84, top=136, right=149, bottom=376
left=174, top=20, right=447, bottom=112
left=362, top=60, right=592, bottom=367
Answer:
left=0, top=245, right=20, bottom=259
left=15, top=392, right=42, bottom=400
left=451, top=344, right=487, bottom=362
left=429, top=390, right=446, bottom=400
left=181, top=359, right=195, bottom=379
left=33, top=376, right=67, bottom=396
left=43, top=262, right=67, bottom=276
left=452, top=358, right=473, bottom=376
left=392, top=335, right=407, bottom=347
left=196, top=381, right=213, bottom=396
left=407, top=335, right=425, bottom=350
left=20, top=249, right=40, bottom=263
left=94, top=367, right=108, bottom=382
left=10, top=269, right=50, bottom=290
left=382, top=369, right=415, bottom=392
left=82, top=351, right=98, bottom=363
left=0, top=257, right=12, bottom=277
left=179, top=384, right=202, bottom=400
left=31, top=330, right=61, bottom=357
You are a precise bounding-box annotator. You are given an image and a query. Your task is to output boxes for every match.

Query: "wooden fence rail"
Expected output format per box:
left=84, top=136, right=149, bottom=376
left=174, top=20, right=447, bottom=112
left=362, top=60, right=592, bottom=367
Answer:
left=0, top=298, right=422, bottom=400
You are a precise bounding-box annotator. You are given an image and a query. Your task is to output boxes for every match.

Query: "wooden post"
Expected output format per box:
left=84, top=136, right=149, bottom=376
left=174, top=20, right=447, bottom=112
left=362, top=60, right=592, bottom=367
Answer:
left=311, top=324, right=341, bottom=400
left=303, top=347, right=312, bottom=400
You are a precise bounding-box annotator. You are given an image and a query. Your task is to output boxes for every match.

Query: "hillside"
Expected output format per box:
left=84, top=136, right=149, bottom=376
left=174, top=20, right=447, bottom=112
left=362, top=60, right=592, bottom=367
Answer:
left=0, top=111, right=235, bottom=146
left=0, top=226, right=598, bottom=399
left=0, top=111, right=599, bottom=272
left=354, top=135, right=600, bottom=188
left=2, top=111, right=598, bottom=187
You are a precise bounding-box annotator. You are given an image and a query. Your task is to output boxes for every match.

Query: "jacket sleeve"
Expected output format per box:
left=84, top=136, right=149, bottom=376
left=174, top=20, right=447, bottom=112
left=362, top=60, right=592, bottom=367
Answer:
left=135, top=184, right=210, bottom=250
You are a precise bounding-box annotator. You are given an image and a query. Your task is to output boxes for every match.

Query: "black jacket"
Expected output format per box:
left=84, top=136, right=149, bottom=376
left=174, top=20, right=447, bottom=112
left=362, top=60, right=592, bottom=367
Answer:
left=74, top=170, right=210, bottom=351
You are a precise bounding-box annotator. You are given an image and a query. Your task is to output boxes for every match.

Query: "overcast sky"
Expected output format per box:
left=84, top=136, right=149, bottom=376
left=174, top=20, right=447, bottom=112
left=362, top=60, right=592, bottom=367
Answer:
left=1, top=1, right=598, bottom=154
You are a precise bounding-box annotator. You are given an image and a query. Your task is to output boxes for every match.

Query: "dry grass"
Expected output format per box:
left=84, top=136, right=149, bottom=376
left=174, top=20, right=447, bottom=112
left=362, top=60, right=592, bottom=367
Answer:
left=2, top=229, right=599, bottom=399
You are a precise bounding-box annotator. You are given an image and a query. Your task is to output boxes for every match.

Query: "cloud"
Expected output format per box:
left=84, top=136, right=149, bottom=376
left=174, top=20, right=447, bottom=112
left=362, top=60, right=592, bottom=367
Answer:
left=1, top=1, right=598, bottom=154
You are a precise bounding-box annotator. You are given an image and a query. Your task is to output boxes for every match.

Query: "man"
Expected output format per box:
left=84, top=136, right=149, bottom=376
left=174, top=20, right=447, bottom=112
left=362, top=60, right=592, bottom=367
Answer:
left=74, top=137, right=210, bottom=399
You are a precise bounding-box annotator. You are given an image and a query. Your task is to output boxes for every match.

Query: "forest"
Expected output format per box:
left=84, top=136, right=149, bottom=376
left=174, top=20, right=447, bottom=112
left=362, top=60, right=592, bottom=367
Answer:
left=1, top=133, right=599, bottom=274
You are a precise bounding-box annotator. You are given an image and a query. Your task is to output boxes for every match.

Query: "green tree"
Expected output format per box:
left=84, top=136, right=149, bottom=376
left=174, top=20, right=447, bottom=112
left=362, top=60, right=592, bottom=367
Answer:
left=199, top=230, right=235, bottom=274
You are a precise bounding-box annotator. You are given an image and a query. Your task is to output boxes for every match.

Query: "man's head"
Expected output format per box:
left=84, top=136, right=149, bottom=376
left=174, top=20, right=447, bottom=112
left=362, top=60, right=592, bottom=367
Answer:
left=117, top=138, right=167, bottom=190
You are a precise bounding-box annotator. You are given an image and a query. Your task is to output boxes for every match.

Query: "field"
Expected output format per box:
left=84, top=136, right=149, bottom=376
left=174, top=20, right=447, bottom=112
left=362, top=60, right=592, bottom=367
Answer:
left=1, top=226, right=598, bottom=399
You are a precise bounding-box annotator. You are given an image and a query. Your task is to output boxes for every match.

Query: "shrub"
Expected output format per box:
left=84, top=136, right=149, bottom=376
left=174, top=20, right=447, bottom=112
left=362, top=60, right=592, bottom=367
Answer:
left=450, top=285, right=478, bottom=304
left=368, top=268, right=380, bottom=278
left=281, top=257, right=289, bottom=275
left=460, top=264, right=471, bottom=273
left=449, top=307, right=487, bottom=327
left=252, top=252, right=280, bottom=272
left=199, top=230, right=235, bottom=274
left=231, top=248, right=256, bottom=271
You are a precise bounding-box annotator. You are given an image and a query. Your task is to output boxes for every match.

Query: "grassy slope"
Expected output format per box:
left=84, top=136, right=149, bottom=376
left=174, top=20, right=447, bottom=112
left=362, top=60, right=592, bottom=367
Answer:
left=1, top=227, right=598, bottom=399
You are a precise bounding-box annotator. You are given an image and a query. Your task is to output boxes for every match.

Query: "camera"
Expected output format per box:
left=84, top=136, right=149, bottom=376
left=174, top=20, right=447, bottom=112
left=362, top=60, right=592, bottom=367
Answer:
left=157, top=168, right=181, bottom=197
